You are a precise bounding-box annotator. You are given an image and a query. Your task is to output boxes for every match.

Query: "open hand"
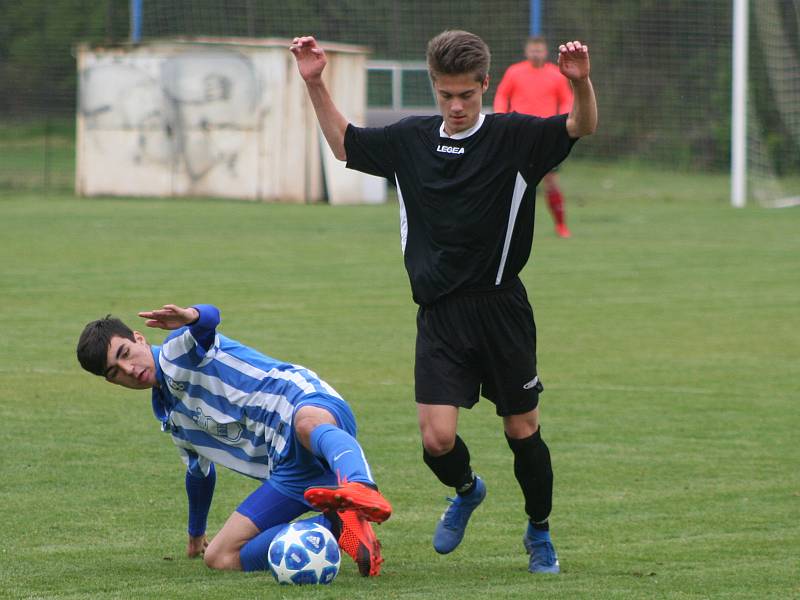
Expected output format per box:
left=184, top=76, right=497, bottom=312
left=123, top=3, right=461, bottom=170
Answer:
left=138, top=304, right=199, bottom=330
left=558, top=40, right=590, bottom=81
left=186, top=534, right=208, bottom=558
left=290, top=36, right=327, bottom=82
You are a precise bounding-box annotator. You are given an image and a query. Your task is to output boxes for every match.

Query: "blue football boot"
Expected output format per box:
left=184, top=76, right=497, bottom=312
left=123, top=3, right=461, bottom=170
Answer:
left=523, top=522, right=560, bottom=573
left=432, top=476, right=486, bottom=554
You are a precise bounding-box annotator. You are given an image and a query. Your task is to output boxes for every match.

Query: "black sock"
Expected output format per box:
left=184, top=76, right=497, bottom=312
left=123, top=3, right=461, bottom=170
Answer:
left=423, top=435, right=475, bottom=495
left=457, top=477, right=477, bottom=496
left=505, top=427, right=553, bottom=523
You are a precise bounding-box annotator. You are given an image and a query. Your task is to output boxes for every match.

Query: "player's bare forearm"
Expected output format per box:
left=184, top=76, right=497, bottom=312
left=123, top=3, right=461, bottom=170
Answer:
left=557, top=40, right=597, bottom=138
left=566, top=78, right=597, bottom=138
left=290, top=36, right=348, bottom=161
left=305, top=79, right=349, bottom=161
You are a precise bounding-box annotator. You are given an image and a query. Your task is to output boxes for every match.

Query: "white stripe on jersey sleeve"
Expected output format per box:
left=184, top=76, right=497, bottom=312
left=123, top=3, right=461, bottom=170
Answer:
left=495, top=172, right=528, bottom=285
left=294, top=365, right=343, bottom=400
left=319, top=380, right=343, bottom=399
left=395, top=175, right=409, bottom=254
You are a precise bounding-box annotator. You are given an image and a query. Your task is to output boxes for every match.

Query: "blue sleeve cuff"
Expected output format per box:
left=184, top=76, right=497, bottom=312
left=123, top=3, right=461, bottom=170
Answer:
left=189, top=305, right=220, bottom=353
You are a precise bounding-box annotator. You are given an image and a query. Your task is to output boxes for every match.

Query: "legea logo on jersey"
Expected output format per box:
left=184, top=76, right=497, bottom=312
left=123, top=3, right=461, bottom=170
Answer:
left=192, top=407, right=244, bottom=443
left=436, top=144, right=465, bottom=155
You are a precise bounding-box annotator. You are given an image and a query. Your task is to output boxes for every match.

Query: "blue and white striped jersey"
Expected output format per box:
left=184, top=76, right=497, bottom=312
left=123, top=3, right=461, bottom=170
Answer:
left=150, top=305, right=342, bottom=481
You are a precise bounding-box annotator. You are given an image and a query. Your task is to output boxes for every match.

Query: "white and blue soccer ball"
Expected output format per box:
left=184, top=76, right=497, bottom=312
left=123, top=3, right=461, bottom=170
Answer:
left=268, top=521, right=341, bottom=585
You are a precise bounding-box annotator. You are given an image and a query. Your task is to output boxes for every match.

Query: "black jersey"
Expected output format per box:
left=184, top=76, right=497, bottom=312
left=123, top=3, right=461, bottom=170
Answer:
left=344, top=112, right=576, bottom=305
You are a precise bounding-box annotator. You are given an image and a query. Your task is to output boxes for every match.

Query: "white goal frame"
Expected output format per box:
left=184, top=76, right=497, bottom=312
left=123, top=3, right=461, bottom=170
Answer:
left=731, top=0, right=748, bottom=207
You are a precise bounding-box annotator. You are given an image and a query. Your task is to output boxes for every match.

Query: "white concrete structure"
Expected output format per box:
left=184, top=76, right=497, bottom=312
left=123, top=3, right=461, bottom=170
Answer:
left=76, top=38, right=385, bottom=204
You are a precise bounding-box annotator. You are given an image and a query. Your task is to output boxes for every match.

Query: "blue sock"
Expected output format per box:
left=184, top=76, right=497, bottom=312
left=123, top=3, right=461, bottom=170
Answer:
left=240, top=514, right=330, bottom=572
left=527, top=522, right=552, bottom=542
left=310, top=424, right=375, bottom=486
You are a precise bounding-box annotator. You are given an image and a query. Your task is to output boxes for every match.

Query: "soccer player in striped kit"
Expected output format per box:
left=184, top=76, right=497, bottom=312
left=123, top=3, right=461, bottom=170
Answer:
left=494, top=37, right=575, bottom=238
left=76, top=303, right=391, bottom=577
left=292, top=30, right=596, bottom=573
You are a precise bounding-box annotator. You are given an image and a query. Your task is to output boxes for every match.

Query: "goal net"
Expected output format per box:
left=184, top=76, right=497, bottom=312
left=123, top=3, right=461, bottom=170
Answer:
left=748, top=0, right=800, bottom=207
left=2, top=0, right=798, bottom=205
left=138, top=0, right=738, bottom=171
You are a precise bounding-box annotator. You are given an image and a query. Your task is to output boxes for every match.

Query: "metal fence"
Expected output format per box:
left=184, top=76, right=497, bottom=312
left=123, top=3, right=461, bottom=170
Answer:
left=1, top=1, right=797, bottom=197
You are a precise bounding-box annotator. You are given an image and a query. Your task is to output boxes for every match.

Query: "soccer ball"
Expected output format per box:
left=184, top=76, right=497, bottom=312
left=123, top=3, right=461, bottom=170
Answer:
left=268, top=521, right=341, bottom=585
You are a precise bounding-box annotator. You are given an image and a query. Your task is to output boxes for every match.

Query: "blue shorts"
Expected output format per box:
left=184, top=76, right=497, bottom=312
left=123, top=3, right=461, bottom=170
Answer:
left=236, top=480, right=309, bottom=532
left=236, top=393, right=358, bottom=526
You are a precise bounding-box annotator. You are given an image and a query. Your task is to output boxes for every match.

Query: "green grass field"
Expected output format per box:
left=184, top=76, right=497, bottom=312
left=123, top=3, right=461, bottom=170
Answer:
left=0, top=121, right=74, bottom=192
left=1, top=163, right=799, bottom=599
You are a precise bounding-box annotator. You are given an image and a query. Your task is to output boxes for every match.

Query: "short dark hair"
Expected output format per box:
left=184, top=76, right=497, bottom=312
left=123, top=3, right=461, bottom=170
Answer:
left=77, top=316, right=135, bottom=376
left=426, top=30, right=491, bottom=82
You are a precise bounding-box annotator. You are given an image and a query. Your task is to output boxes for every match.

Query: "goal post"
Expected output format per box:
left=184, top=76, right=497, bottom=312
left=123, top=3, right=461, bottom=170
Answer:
left=731, top=0, right=748, bottom=208
left=736, top=0, right=800, bottom=208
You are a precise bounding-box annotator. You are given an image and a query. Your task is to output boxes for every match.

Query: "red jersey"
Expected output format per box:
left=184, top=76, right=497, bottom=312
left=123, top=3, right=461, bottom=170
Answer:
left=493, top=61, right=573, bottom=117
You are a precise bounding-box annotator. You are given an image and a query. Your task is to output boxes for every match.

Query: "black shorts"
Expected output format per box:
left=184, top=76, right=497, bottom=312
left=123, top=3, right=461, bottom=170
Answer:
left=415, top=278, right=544, bottom=417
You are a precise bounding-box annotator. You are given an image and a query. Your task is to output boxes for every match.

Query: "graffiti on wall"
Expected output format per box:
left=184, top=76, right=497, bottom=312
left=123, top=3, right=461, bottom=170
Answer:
left=79, top=50, right=263, bottom=183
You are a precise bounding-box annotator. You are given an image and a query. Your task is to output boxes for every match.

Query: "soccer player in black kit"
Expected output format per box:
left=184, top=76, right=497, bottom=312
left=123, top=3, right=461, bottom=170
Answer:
left=291, top=30, right=597, bottom=573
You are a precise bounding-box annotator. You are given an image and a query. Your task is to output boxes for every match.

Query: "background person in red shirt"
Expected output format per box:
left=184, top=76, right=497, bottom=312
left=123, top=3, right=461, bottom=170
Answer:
left=494, top=37, right=575, bottom=238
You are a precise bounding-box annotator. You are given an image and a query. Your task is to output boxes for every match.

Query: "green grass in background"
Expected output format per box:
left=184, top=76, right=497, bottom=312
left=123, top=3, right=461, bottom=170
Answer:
left=0, top=119, right=75, bottom=191
left=1, top=170, right=798, bottom=598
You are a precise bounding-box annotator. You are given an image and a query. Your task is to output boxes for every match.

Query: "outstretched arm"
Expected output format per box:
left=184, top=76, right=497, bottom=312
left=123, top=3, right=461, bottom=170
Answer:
left=558, top=40, right=597, bottom=138
left=290, top=36, right=349, bottom=161
left=139, top=304, right=220, bottom=352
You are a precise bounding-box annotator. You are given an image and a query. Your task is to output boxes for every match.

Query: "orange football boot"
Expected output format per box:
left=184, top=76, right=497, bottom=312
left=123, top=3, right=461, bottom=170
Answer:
left=327, top=509, right=384, bottom=577
left=305, top=479, right=392, bottom=523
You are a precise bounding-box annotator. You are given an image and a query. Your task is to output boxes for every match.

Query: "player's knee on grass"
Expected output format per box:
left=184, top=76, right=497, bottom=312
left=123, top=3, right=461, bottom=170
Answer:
left=203, top=539, right=241, bottom=571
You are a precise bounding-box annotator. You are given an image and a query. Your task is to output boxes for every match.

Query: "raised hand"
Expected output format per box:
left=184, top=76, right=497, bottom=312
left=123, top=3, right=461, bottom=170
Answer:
left=138, top=304, right=199, bottom=330
left=290, top=36, right=327, bottom=82
left=558, top=40, right=590, bottom=81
